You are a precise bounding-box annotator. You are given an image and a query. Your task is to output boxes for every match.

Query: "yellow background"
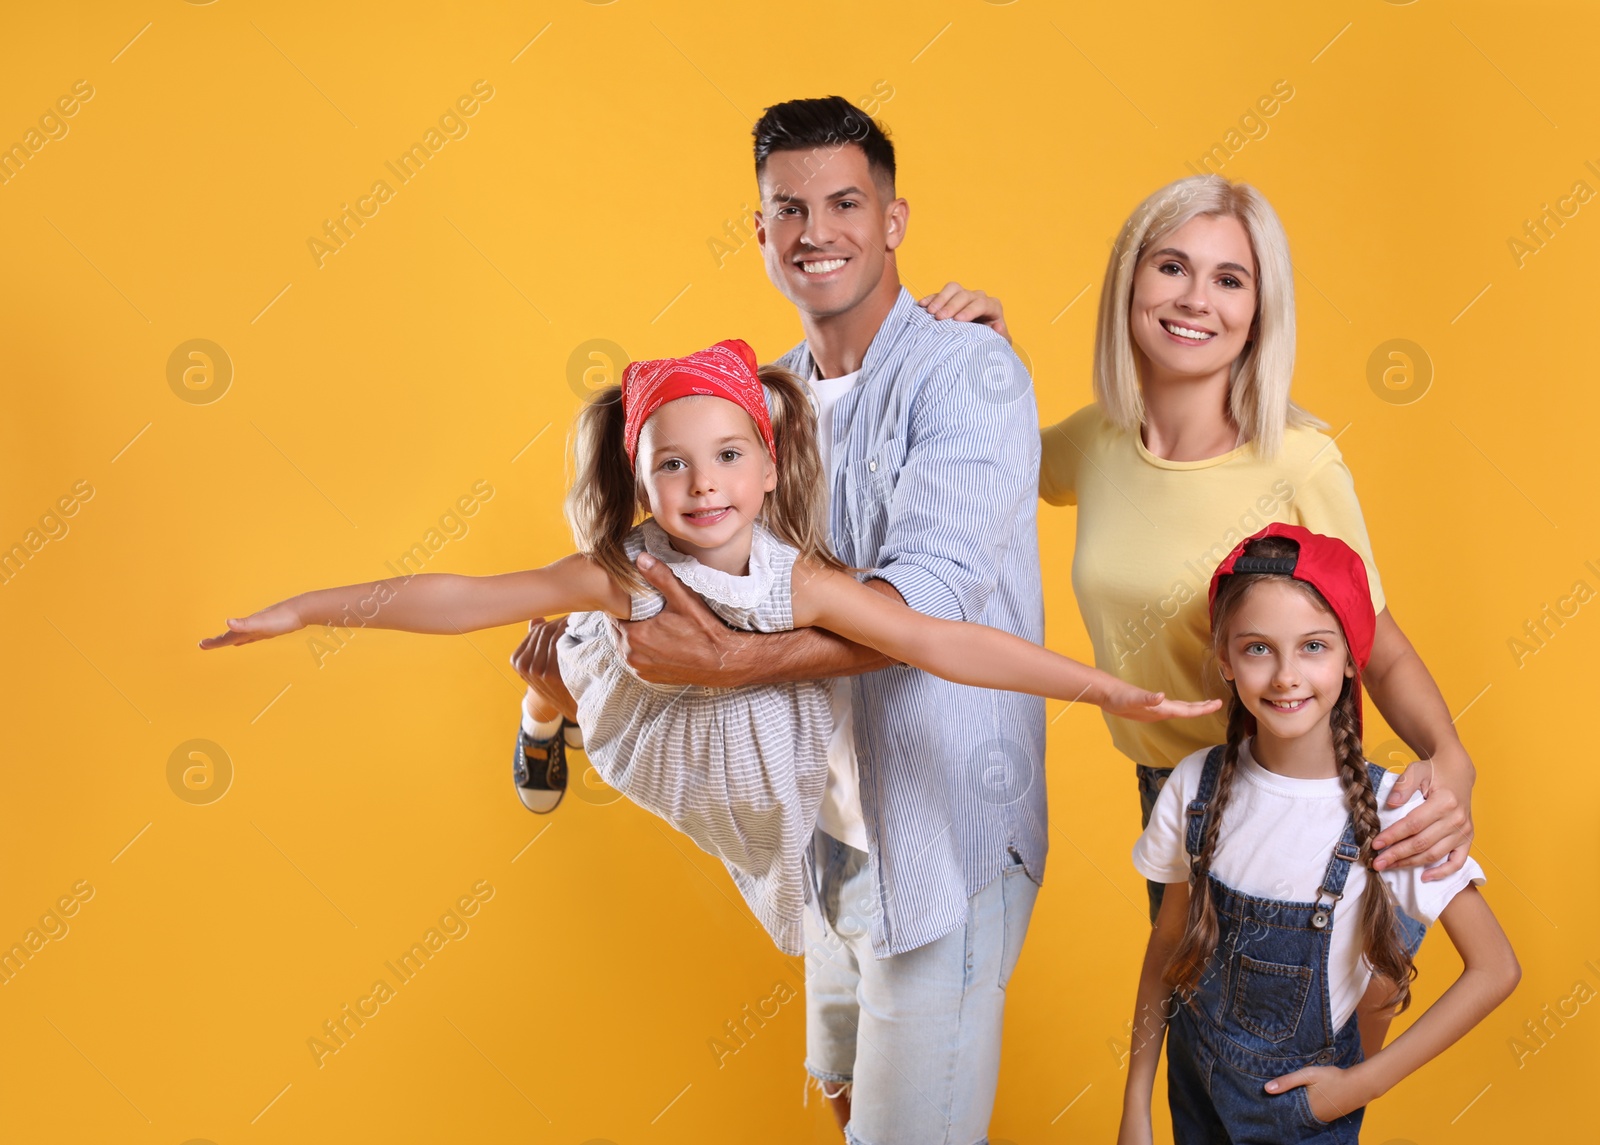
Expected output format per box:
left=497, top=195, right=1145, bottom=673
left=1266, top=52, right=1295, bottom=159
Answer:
left=2, top=1, right=1595, bottom=1141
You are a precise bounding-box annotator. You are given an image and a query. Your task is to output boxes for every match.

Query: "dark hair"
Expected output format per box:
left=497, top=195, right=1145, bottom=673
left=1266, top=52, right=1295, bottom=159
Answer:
left=1164, top=534, right=1418, bottom=1013
left=752, top=96, right=895, bottom=192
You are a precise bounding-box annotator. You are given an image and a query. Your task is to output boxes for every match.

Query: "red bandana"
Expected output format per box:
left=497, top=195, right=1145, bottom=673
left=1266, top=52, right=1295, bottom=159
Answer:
left=620, top=339, right=775, bottom=469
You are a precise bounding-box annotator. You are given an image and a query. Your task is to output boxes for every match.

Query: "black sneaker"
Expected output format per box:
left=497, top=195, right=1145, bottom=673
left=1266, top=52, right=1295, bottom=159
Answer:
left=514, top=723, right=568, bottom=814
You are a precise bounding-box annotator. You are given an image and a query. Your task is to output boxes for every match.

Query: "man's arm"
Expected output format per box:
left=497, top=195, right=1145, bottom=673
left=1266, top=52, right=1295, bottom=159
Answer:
left=615, top=553, right=898, bottom=687
left=511, top=617, right=579, bottom=724
left=1363, top=607, right=1476, bottom=878
left=863, top=336, right=1038, bottom=625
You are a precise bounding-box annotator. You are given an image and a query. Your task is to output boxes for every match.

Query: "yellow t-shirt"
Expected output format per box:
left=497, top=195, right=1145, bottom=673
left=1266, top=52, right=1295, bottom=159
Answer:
left=1040, top=404, right=1387, bottom=772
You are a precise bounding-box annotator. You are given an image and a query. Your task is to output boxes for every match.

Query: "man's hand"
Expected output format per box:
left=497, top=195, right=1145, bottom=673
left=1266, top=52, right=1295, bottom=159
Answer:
left=511, top=617, right=578, bottom=723
left=1371, top=747, right=1475, bottom=879
left=613, top=552, right=753, bottom=686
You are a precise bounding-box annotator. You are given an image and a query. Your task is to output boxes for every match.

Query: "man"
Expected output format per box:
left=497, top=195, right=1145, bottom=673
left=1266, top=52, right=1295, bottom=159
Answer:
left=514, top=96, right=1043, bottom=1145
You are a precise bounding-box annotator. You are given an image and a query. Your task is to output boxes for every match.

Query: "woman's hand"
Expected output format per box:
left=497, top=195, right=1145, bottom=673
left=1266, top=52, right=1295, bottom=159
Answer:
left=916, top=282, right=1011, bottom=343
left=1265, top=1063, right=1375, bottom=1124
left=1371, top=748, right=1476, bottom=878
left=1363, top=609, right=1477, bottom=877
left=198, top=599, right=304, bottom=649
left=1100, top=679, right=1223, bottom=723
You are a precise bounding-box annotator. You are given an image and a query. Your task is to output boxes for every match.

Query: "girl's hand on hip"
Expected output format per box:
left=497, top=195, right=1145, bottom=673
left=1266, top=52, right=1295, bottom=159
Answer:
left=198, top=600, right=303, bottom=649
left=1101, top=681, right=1223, bottom=723
left=1265, top=1063, right=1373, bottom=1124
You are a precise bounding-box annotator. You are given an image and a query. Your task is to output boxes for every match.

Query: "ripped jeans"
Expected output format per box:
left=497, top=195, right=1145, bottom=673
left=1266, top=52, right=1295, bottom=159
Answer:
left=802, top=831, right=1038, bottom=1145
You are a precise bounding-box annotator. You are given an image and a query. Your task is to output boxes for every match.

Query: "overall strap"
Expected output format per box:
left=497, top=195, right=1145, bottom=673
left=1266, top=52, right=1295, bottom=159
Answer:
left=1316, top=817, right=1363, bottom=902
left=1185, top=746, right=1228, bottom=858
left=1320, top=763, right=1390, bottom=900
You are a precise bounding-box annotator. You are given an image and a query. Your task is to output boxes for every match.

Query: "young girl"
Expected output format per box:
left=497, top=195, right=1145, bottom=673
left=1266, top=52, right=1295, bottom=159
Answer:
left=1116, top=524, right=1517, bottom=1144
left=201, top=338, right=1219, bottom=955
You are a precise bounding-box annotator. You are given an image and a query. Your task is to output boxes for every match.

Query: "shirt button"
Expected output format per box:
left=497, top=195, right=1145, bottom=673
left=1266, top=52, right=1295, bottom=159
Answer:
left=868, top=459, right=877, bottom=472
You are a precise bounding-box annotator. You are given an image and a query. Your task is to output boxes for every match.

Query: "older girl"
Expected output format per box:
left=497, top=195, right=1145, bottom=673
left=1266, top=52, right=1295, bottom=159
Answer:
left=1117, top=526, right=1515, bottom=1143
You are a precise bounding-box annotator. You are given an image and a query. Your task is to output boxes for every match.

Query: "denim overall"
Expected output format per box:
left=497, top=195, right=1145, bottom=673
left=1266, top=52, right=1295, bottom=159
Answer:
left=1165, top=747, right=1426, bottom=1143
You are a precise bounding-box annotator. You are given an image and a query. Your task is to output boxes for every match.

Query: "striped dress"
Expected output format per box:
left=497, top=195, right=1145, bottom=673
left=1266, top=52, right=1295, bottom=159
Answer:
left=556, top=517, right=833, bottom=954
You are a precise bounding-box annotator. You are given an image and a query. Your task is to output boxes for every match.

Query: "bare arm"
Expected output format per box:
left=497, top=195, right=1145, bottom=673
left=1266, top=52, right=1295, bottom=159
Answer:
left=1364, top=608, right=1476, bottom=877
left=795, top=562, right=1222, bottom=720
left=1266, top=885, right=1518, bottom=1120
left=1118, top=882, right=1190, bottom=1145
left=199, top=553, right=627, bottom=649
left=611, top=551, right=895, bottom=687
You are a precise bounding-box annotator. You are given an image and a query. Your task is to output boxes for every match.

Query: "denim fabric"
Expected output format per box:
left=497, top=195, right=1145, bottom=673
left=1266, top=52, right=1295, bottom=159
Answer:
left=1162, top=747, right=1407, bottom=1143
left=803, top=832, right=1037, bottom=1145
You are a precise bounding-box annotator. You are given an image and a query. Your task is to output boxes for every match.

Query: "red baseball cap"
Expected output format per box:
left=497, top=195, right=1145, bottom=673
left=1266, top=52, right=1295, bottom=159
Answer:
left=1208, top=523, right=1377, bottom=739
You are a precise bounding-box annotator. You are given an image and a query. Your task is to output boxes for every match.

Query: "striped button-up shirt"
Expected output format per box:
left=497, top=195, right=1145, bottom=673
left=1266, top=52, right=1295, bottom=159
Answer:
left=782, top=286, right=1046, bottom=958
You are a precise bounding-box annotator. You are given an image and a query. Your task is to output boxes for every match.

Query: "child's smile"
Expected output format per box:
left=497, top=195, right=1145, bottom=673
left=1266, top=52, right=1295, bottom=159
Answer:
left=635, top=396, right=778, bottom=577
left=1219, top=579, right=1357, bottom=775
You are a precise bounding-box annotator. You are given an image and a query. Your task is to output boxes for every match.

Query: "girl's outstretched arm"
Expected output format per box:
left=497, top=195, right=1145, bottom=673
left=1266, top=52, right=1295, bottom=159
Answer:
left=1265, top=885, right=1519, bottom=1121
left=792, top=562, right=1221, bottom=721
left=1118, top=882, right=1189, bottom=1145
left=199, top=553, right=630, bottom=649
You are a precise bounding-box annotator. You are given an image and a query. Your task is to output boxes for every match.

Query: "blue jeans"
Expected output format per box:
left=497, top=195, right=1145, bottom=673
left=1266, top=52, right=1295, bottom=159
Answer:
left=1163, top=748, right=1430, bottom=1143
left=803, top=832, right=1038, bottom=1145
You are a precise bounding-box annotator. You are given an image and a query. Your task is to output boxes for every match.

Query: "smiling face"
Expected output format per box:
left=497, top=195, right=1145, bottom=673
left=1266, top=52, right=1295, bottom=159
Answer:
left=1217, top=578, right=1356, bottom=759
left=1129, top=213, right=1259, bottom=388
left=635, top=396, right=777, bottom=575
left=754, top=143, right=906, bottom=321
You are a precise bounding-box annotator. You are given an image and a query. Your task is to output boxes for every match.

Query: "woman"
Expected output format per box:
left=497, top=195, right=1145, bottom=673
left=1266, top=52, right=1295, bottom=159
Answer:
left=919, top=176, right=1475, bottom=1044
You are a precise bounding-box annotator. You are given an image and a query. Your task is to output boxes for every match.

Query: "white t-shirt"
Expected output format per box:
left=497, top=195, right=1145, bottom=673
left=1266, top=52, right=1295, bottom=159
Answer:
left=808, top=367, right=870, bottom=852
left=1132, top=738, right=1486, bottom=1030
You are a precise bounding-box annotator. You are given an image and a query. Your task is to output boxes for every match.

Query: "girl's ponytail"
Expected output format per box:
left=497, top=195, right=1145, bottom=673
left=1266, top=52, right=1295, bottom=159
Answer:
left=565, top=385, right=648, bottom=594
left=758, top=365, right=852, bottom=576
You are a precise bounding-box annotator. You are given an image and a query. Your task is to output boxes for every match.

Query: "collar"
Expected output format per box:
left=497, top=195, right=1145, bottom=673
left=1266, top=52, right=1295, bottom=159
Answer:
left=637, top=517, right=777, bottom=610
left=791, top=285, right=919, bottom=385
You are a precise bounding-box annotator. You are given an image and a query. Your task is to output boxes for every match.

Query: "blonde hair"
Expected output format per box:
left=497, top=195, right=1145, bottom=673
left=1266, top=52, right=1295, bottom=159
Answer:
left=1093, top=175, right=1323, bottom=458
left=565, top=363, right=852, bottom=594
